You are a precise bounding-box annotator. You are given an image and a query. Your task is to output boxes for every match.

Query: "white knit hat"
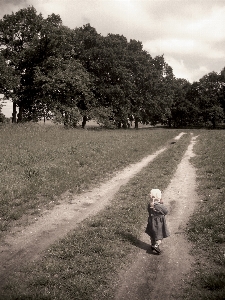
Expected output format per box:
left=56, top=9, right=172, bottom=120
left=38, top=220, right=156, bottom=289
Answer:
left=150, top=189, right=162, bottom=200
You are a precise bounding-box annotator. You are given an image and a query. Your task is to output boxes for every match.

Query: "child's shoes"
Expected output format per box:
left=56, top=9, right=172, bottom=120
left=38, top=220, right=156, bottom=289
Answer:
left=151, top=244, right=161, bottom=254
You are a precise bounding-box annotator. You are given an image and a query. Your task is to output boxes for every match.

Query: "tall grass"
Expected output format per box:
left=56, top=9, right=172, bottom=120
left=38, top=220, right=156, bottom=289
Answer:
left=186, top=130, right=225, bottom=299
left=0, top=129, right=192, bottom=299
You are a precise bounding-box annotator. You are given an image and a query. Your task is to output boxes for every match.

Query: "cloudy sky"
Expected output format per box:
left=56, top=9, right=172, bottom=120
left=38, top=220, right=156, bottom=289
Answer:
left=1, top=0, right=225, bottom=116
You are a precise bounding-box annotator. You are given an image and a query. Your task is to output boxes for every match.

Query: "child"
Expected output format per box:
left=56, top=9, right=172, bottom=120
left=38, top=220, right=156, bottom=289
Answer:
left=145, top=189, right=170, bottom=254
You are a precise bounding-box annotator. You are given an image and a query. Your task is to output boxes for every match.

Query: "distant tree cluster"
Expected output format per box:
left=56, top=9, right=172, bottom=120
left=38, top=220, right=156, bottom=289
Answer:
left=0, top=6, right=225, bottom=128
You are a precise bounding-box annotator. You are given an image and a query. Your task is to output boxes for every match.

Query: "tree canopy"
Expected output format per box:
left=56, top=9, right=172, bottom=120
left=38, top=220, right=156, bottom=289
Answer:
left=0, top=6, right=224, bottom=128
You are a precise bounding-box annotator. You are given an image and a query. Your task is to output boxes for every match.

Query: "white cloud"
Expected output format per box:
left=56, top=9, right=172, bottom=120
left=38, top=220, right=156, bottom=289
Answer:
left=165, top=56, right=209, bottom=82
left=185, top=6, right=225, bottom=42
left=32, top=0, right=152, bottom=39
left=143, top=39, right=195, bottom=56
left=143, top=38, right=225, bottom=60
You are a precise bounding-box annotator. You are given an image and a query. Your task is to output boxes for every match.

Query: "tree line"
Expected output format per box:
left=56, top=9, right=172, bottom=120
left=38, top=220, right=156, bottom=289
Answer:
left=0, top=6, right=225, bottom=128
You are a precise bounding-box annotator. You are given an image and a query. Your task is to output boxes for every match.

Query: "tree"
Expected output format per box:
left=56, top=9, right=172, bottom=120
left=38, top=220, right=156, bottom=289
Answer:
left=34, top=57, right=94, bottom=127
left=197, top=72, right=224, bottom=128
left=184, top=81, right=202, bottom=126
left=124, top=40, right=153, bottom=128
left=0, top=6, right=44, bottom=122
left=0, top=53, right=19, bottom=96
left=72, top=26, right=134, bottom=127
left=141, top=55, right=175, bottom=127
left=0, top=7, right=85, bottom=124
left=218, top=67, right=225, bottom=117
left=168, top=78, right=193, bottom=127
left=4, top=7, right=224, bottom=130
left=14, top=12, right=74, bottom=122
left=0, top=50, right=20, bottom=123
left=0, top=108, right=6, bottom=123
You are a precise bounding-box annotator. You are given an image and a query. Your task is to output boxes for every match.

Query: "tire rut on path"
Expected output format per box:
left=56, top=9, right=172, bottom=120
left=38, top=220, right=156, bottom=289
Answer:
left=0, top=133, right=184, bottom=289
left=115, top=134, right=199, bottom=300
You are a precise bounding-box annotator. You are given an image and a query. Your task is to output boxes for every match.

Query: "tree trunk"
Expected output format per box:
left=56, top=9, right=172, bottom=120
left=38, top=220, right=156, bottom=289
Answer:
left=212, top=118, right=216, bottom=129
left=17, top=106, right=23, bottom=123
left=12, top=102, right=17, bottom=123
left=134, top=118, right=139, bottom=129
left=122, top=121, right=128, bottom=129
left=64, top=111, right=69, bottom=127
left=82, top=116, right=87, bottom=129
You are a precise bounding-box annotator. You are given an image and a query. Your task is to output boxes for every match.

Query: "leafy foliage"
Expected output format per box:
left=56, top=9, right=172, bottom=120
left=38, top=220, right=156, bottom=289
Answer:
left=0, top=7, right=225, bottom=127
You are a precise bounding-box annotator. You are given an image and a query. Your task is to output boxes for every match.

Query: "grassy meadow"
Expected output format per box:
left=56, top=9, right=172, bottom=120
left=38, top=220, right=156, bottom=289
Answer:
left=0, top=123, right=180, bottom=235
left=185, top=130, right=225, bottom=300
left=0, top=124, right=225, bottom=299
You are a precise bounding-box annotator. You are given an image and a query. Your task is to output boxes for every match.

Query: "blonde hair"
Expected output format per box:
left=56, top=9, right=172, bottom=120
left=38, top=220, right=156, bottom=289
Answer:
left=150, top=189, right=162, bottom=201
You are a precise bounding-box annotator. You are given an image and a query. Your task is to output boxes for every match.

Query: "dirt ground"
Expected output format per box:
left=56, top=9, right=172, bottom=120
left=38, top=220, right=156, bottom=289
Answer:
left=115, top=134, right=199, bottom=299
left=0, top=132, right=199, bottom=298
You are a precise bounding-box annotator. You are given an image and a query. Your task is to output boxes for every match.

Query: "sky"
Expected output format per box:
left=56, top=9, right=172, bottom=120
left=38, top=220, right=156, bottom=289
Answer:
left=1, top=0, right=225, bottom=117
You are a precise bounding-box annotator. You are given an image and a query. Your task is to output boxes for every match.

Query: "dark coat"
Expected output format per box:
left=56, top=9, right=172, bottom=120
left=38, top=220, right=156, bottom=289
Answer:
left=145, top=202, right=170, bottom=240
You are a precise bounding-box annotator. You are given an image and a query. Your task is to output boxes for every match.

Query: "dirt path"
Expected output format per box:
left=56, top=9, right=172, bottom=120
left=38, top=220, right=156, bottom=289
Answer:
left=115, top=134, right=199, bottom=300
left=0, top=132, right=185, bottom=289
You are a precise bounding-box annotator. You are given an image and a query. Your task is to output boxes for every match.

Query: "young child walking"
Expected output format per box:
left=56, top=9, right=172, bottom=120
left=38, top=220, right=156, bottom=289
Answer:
left=145, top=189, right=170, bottom=254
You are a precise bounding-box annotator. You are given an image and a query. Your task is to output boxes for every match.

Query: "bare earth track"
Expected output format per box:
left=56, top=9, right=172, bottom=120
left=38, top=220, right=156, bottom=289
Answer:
left=115, top=134, right=198, bottom=299
left=0, top=132, right=198, bottom=298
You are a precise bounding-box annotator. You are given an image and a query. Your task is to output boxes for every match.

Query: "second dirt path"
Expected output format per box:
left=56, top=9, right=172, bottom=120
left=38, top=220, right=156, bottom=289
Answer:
left=115, top=134, right=198, bottom=300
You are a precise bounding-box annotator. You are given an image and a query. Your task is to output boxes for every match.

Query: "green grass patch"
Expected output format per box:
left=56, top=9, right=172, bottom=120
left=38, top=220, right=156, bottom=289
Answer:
left=184, top=130, right=225, bottom=300
left=0, top=123, right=182, bottom=234
left=0, top=130, right=192, bottom=299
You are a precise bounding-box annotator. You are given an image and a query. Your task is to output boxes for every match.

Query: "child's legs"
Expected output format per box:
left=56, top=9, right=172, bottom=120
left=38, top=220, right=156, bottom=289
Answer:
left=150, top=237, right=155, bottom=245
left=151, top=239, right=162, bottom=246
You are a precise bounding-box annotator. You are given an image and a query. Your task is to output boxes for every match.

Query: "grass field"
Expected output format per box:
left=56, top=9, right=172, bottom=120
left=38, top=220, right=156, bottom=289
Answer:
left=185, top=130, right=225, bottom=300
left=0, top=123, right=180, bottom=235
left=0, top=124, right=225, bottom=299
